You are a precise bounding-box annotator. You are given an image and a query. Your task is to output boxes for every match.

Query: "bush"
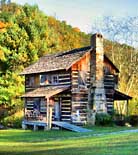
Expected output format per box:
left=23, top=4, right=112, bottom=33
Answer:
left=127, top=115, right=138, bottom=126
left=114, top=119, right=126, bottom=126
left=113, top=114, right=126, bottom=126
left=0, top=106, right=8, bottom=122
left=2, top=111, right=23, bottom=128
left=95, top=113, right=113, bottom=126
left=2, top=115, right=23, bottom=128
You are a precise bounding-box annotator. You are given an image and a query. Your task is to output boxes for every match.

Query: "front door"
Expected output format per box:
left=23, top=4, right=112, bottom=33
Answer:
left=54, top=102, right=60, bottom=121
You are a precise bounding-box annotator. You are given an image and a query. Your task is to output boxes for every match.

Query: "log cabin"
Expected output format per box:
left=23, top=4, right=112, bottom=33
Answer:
left=21, top=33, right=132, bottom=130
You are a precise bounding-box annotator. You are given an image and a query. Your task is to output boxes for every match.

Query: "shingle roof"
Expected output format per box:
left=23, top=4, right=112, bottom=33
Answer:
left=21, top=46, right=91, bottom=75
left=20, top=46, right=119, bottom=75
left=114, top=90, right=132, bottom=100
left=22, top=85, right=70, bottom=98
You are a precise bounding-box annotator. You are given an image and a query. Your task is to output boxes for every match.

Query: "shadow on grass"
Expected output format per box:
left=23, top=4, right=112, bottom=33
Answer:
left=1, top=134, right=138, bottom=155
left=0, top=130, right=83, bottom=142
left=0, top=143, right=137, bottom=155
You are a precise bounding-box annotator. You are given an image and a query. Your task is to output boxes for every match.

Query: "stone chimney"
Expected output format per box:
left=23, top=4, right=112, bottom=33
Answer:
left=90, top=33, right=107, bottom=113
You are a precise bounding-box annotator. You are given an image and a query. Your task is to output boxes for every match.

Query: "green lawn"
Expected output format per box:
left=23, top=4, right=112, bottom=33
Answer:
left=0, top=127, right=138, bottom=155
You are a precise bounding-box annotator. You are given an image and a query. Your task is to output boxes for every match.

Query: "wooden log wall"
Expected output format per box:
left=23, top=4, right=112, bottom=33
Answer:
left=104, top=74, right=115, bottom=114
left=61, top=94, right=71, bottom=122
left=54, top=91, right=71, bottom=122
left=25, top=97, right=47, bottom=121
left=71, top=70, right=89, bottom=124
left=40, top=98, right=47, bottom=115
left=71, top=52, right=91, bottom=124
left=25, top=71, right=71, bottom=92
left=25, top=98, right=34, bottom=111
left=58, top=72, right=71, bottom=85
left=25, top=74, right=40, bottom=90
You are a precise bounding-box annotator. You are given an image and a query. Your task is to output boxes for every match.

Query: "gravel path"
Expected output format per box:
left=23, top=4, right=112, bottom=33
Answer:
left=92, top=129, right=138, bottom=137
left=28, top=129, right=138, bottom=142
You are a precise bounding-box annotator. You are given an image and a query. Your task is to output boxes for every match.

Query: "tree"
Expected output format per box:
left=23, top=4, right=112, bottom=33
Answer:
left=91, top=16, right=138, bottom=115
left=0, top=72, right=24, bottom=106
left=0, top=3, right=90, bottom=122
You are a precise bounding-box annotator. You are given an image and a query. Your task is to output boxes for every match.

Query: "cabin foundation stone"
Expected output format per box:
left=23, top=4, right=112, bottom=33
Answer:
left=87, top=110, right=96, bottom=125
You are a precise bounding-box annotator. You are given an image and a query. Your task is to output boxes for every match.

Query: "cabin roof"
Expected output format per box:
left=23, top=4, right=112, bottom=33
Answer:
left=104, top=55, right=119, bottom=73
left=114, top=90, right=132, bottom=100
left=21, top=46, right=91, bottom=75
left=20, top=46, right=119, bottom=75
left=22, top=85, right=70, bottom=98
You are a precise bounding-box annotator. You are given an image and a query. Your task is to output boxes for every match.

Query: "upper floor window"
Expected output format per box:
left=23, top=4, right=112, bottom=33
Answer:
left=26, top=76, right=35, bottom=87
left=78, top=71, right=87, bottom=87
left=40, top=74, right=51, bottom=85
left=104, top=66, right=110, bottom=75
left=52, top=75, right=59, bottom=84
left=40, top=74, right=59, bottom=85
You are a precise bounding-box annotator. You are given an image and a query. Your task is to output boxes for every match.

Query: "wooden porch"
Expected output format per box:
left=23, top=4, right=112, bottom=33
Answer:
left=22, top=120, right=91, bottom=132
left=22, top=86, right=71, bottom=130
left=22, top=120, right=47, bottom=131
left=114, top=90, right=132, bottom=116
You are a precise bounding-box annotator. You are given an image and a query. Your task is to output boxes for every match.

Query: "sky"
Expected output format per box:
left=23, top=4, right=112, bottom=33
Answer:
left=11, top=0, right=138, bottom=33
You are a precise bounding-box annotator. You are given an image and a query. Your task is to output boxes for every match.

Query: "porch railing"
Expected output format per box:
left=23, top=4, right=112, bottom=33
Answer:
left=25, top=110, right=46, bottom=121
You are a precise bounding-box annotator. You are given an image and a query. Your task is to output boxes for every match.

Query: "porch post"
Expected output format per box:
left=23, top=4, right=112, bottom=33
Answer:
left=23, top=98, right=26, bottom=120
left=46, top=97, right=52, bottom=130
left=46, top=97, right=49, bottom=130
left=126, top=100, right=129, bottom=116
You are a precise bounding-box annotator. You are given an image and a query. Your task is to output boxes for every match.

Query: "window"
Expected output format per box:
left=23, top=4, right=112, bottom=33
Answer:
left=33, top=98, right=40, bottom=111
left=40, top=98, right=46, bottom=113
left=40, top=74, right=59, bottom=85
left=78, top=71, right=86, bottom=86
left=52, top=75, right=59, bottom=84
left=104, top=66, right=110, bottom=74
left=40, top=74, right=51, bottom=85
left=40, top=75, right=46, bottom=85
left=26, top=76, right=35, bottom=87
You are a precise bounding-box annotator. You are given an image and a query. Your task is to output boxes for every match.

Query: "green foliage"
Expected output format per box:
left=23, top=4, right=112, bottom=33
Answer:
left=93, top=17, right=138, bottom=113
left=0, top=72, right=24, bottom=106
left=0, top=105, right=8, bottom=121
left=95, top=113, right=113, bottom=126
left=0, top=2, right=90, bottom=122
left=48, top=16, right=90, bottom=51
left=127, top=115, right=138, bottom=126
left=2, top=115, right=23, bottom=128
left=128, top=98, right=138, bottom=115
left=104, top=40, right=138, bottom=98
left=114, top=118, right=126, bottom=126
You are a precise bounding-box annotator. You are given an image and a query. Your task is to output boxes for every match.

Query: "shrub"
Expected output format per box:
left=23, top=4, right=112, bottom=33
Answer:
left=95, top=113, right=113, bottom=126
left=2, top=115, right=23, bottom=128
left=127, top=115, right=138, bottom=126
left=114, top=119, right=126, bottom=126
left=0, top=106, right=8, bottom=122
left=2, top=110, right=23, bottom=128
left=113, top=114, right=126, bottom=126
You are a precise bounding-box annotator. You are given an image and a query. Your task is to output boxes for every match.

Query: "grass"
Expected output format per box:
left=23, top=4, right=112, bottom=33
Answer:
left=0, top=126, right=138, bottom=155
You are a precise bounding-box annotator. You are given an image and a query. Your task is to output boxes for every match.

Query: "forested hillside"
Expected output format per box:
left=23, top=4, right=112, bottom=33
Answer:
left=104, top=40, right=138, bottom=115
left=0, top=2, right=138, bottom=124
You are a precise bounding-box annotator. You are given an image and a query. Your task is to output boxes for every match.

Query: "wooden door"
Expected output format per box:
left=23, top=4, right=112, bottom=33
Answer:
left=54, top=101, right=60, bottom=121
